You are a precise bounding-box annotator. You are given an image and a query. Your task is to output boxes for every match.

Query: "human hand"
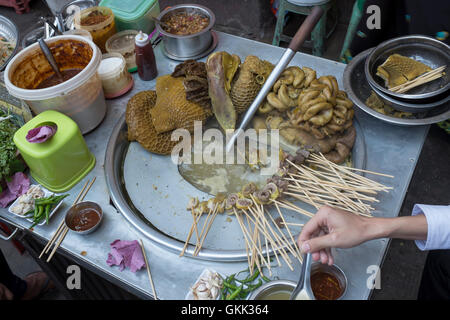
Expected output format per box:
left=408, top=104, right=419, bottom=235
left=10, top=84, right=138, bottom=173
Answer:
left=0, top=283, right=13, bottom=300
left=297, top=206, right=373, bottom=265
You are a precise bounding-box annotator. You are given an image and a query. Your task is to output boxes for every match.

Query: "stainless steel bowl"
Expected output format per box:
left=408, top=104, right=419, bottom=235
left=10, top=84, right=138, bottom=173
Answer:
left=156, top=4, right=215, bottom=59
left=65, top=201, right=103, bottom=235
left=372, top=85, right=450, bottom=113
left=247, top=280, right=296, bottom=300
left=365, top=35, right=450, bottom=103
left=0, top=15, right=19, bottom=71
left=344, top=48, right=450, bottom=126
left=310, top=262, right=347, bottom=300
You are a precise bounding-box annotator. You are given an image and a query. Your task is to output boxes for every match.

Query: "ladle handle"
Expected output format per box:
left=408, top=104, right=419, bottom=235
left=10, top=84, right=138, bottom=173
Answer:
left=288, top=6, right=324, bottom=51
left=38, top=38, right=63, bottom=80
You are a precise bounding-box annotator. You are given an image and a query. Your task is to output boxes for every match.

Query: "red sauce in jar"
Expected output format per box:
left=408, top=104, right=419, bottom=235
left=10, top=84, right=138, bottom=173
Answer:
left=310, top=272, right=343, bottom=300
left=70, top=208, right=101, bottom=232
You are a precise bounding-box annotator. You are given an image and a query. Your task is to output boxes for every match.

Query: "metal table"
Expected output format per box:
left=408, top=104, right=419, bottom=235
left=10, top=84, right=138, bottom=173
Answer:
left=0, top=31, right=429, bottom=300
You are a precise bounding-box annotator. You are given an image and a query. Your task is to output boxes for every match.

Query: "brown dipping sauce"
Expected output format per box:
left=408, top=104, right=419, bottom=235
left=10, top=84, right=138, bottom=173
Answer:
left=70, top=208, right=101, bottom=232
left=310, top=272, right=343, bottom=300
left=35, top=68, right=82, bottom=89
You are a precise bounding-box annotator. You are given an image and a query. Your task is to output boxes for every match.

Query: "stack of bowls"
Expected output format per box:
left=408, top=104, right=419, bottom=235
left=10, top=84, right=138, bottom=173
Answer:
left=364, top=35, right=450, bottom=114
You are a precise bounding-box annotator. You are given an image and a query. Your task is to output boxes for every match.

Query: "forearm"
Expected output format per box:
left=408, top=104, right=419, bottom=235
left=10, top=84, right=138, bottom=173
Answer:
left=364, top=214, right=428, bottom=242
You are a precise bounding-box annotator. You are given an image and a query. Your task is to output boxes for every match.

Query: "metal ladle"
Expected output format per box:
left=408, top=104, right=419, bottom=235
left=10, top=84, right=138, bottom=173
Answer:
left=290, top=253, right=315, bottom=300
left=225, top=6, right=324, bottom=152
left=38, top=38, right=63, bottom=81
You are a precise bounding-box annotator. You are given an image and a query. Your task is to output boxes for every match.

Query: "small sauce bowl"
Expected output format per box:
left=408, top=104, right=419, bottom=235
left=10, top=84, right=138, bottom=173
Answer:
left=310, top=262, right=347, bottom=300
left=247, top=280, right=296, bottom=300
left=65, top=201, right=103, bottom=235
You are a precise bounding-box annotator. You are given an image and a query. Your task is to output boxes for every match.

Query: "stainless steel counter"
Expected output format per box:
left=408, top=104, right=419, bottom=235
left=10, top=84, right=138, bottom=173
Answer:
left=0, top=31, right=429, bottom=300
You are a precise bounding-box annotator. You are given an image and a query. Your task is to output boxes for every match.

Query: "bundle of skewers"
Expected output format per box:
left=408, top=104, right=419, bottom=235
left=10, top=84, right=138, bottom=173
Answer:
left=181, top=150, right=393, bottom=275
left=390, top=65, right=446, bottom=94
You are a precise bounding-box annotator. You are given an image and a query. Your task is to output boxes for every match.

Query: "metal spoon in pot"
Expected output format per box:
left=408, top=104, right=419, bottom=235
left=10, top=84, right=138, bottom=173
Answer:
left=150, top=16, right=171, bottom=30
left=38, top=38, right=63, bottom=81
left=290, top=253, right=315, bottom=300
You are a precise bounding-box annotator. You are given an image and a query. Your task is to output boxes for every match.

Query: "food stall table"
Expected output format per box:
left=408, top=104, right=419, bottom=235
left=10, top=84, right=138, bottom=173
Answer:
left=0, top=31, right=429, bottom=300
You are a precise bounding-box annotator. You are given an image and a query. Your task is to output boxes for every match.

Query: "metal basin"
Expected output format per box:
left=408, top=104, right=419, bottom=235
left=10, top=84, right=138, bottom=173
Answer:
left=104, top=115, right=366, bottom=261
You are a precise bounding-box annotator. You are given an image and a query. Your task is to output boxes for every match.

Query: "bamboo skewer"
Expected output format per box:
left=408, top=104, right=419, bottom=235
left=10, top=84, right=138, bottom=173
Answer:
left=234, top=209, right=253, bottom=271
left=180, top=151, right=392, bottom=273
left=46, top=177, right=96, bottom=262
left=273, top=202, right=303, bottom=259
left=247, top=206, right=293, bottom=270
left=139, top=239, right=158, bottom=300
left=280, top=222, right=304, bottom=227
left=39, top=180, right=90, bottom=258
left=390, top=65, right=446, bottom=93
left=194, top=203, right=219, bottom=256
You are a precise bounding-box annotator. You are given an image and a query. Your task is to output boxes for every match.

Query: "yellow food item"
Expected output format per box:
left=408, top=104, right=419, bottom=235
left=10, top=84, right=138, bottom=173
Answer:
left=126, top=91, right=179, bottom=155
left=365, top=91, right=413, bottom=118
left=230, top=55, right=274, bottom=114
left=206, top=51, right=240, bottom=130
left=150, top=75, right=212, bottom=134
left=376, top=54, right=431, bottom=88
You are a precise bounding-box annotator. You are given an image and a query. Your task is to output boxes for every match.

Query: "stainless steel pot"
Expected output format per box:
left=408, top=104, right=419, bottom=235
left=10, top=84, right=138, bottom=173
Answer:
left=156, top=4, right=215, bottom=58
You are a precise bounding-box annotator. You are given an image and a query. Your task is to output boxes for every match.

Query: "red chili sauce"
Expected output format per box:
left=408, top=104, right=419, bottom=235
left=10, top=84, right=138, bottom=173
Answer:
left=70, top=208, right=101, bottom=232
left=310, top=272, right=343, bottom=300
left=36, top=68, right=82, bottom=89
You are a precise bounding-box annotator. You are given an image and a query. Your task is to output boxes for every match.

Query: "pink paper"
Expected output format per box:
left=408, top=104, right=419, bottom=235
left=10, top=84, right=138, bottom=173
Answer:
left=106, top=239, right=145, bottom=273
left=26, top=125, right=57, bottom=143
left=0, top=172, right=30, bottom=208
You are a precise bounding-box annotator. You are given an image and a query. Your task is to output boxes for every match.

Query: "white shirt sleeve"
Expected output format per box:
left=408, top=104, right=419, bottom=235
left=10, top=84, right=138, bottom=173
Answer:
left=412, top=204, right=450, bottom=251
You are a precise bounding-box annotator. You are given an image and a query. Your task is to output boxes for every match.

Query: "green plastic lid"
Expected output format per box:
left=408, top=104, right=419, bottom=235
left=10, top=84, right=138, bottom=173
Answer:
left=100, top=0, right=157, bottom=21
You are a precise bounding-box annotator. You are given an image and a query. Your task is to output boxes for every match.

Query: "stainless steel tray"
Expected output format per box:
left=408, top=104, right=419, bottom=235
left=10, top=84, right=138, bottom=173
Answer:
left=105, top=114, right=366, bottom=262
left=0, top=15, right=19, bottom=71
left=344, top=48, right=450, bottom=126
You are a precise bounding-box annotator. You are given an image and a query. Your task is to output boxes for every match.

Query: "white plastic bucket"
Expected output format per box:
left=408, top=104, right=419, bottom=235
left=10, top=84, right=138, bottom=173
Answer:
left=4, top=35, right=106, bottom=134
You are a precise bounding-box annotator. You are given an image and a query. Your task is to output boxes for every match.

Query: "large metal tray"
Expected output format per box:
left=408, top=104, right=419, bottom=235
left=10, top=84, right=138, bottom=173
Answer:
left=104, top=114, right=366, bottom=262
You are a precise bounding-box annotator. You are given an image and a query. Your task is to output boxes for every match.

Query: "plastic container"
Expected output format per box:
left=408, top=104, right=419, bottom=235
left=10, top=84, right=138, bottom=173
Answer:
left=98, top=52, right=133, bottom=98
left=105, top=29, right=138, bottom=72
left=99, top=0, right=160, bottom=34
left=63, top=28, right=93, bottom=41
left=74, top=6, right=117, bottom=52
left=13, top=110, right=95, bottom=193
left=4, top=35, right=106, bottom=134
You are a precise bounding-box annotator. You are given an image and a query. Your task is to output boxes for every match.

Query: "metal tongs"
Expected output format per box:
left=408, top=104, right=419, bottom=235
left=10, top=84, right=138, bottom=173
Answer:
left=225, top=6, right=324, bottom=152
left=290, top=253, right=315, bottom=300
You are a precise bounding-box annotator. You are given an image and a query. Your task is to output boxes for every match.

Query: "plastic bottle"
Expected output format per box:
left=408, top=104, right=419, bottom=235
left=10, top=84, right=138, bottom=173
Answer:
left=135, top=31, right=157, bottom=81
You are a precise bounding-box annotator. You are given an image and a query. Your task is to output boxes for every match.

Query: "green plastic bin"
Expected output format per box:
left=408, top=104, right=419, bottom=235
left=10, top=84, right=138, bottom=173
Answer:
left=100, top=0, right=160, bottom=34
left=13, top=110, right=95, bottom=193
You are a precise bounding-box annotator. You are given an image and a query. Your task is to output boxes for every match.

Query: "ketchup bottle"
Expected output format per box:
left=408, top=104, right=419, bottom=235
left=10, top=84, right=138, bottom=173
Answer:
left=135, top=31, right=157, bottom=81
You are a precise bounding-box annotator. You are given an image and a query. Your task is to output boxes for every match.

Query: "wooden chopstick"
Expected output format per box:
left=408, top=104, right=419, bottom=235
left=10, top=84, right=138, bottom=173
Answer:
left=390, top=66, right=446, bottom=93
left=44, top=177, right=96, bottom=262
left=139, top=239, right=158, bottom=300
left=39, top=179, right=90, bottom=258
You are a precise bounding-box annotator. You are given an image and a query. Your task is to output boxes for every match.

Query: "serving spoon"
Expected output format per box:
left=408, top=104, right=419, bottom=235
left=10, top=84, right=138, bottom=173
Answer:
left=225, top=6, right=324, bottom=152
left=290, top=253, right=315, bottom=300
left=38, top=38, right=63, bottom=81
